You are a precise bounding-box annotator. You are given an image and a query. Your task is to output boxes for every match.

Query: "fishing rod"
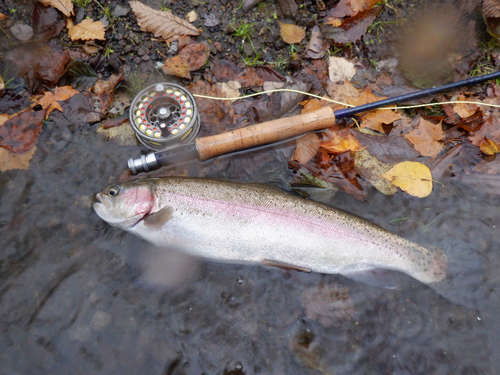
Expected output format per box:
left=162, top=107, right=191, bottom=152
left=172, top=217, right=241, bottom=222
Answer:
left=127, top=70, right=500, bottom=174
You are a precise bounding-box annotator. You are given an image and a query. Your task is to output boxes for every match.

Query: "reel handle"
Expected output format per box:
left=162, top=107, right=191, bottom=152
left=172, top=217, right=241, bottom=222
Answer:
left=195, top=106, right=336, bottom=161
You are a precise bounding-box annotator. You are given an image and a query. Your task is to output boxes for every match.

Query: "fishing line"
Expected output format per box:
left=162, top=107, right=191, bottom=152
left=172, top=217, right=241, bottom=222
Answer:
left=192, top=88, right=500, bottom=111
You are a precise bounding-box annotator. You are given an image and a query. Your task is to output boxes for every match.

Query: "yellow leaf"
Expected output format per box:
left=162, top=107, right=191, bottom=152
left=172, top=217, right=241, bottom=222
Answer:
left=67, top=18, right=105, bottom=41
left=381, top=161, right=433, bottom=198
left=480, top=137, right=499, bottom=155
left=278, top=21, right=306, bottom=44
left=38, top=0, right=73, bottom=17
left=38, top=86, right=79, bottom=118
left=130, top=0, right=200, bottom=41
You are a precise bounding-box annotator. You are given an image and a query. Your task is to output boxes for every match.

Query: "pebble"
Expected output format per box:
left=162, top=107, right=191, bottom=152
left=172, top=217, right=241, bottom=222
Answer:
left=10, top=23, right=33, bottom=41
left=112, top=4, right=129, bottom=18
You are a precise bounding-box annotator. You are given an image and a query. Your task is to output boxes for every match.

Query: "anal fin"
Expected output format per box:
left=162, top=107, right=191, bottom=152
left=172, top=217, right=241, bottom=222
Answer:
left=340, top=268, right=403, bottom=289
left=262, top=259, right=311, bottom=273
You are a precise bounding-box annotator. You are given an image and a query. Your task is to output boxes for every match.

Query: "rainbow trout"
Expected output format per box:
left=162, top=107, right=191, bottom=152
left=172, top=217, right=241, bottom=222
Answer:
left=93, top=177, right=447, bottom=285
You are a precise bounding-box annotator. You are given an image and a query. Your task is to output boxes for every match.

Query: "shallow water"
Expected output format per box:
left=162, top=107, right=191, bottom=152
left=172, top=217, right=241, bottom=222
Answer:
left=1, top=115, right=498, bottom=375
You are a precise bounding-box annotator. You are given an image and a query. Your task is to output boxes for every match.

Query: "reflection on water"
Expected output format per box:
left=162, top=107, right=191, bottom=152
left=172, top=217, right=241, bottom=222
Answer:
left=0, top=117, right=498, bottom=374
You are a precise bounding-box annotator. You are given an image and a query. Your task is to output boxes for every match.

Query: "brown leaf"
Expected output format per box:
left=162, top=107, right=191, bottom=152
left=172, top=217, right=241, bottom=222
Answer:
left=162, top=42, right=207, bottom=79
left=278, top=21, right=306, bottom=44
left=453, top=95, right=479, bottom=119
left=93, top=72, right=124, bottom=95
left=346, top=87, right=383, bottom=106
left=404, top=117, right=444, bottom=158
left=306, top=25, right=329, bottom=59
left=480, top=137, right=499, bottom=155
left=469, top=116, right=500, bottom=146
left=0, top=110, right=45, bottom=153
left=67, top=18, right=105, bottom=41
left=0, top=76, right=3, bottom=90
left=0, top=13, right=7, bottom=21
left=38, top=86, right=80, bottom=118
left=320, top=128, right=363, bottom=154
left=322, top=7, right=381, bottom=44
left=0, top=146, right=37, bottom=171
left=327, top=0, right=381, bottom=18
left=130, top=0, right=200, bottom=41
left=293, top=133, right=321, bottom=165
left=38, top=0, right=73, bottom=17
left=360, top=110, right=403, bottom=134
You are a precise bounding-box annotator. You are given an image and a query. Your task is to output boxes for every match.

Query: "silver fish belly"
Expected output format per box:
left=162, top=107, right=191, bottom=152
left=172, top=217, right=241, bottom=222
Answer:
left=93, top=177, right=447, bottom=284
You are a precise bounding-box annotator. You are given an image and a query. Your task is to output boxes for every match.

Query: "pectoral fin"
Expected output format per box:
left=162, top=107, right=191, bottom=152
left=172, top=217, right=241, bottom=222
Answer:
left=262, top=259, right=312, bottom=273
left=144, top=206, right=174, bottom=229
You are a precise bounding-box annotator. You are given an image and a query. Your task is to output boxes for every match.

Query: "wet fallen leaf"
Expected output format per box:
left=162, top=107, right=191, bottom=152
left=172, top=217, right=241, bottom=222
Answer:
left=404, top=117, right=444, bottom=158
left=38, top=0, right=73, bottom=17
left=322, top=6, right=382, bottom=44
left=328, top=56, right=356, bottom=82
left=0, top=110, right=46, bottom=153
left=0, top=114, right=9, bottom=126
left=215, top=81, right=241, bottom=102
left=162, top=42, right=207, bottom=79
left=130, top=0, right=200, bottom=40
left=300, top=96, right=338, bottom=114
left=0, top=76, right=3, bottom=90
left=480, top=137, right=499, bottom=155
left=354, top=130, right=421, bottom=164
left=37, top=86, right=80, bottom=118
left=93, top=72, right=124, bottom=95
left=326, top=0, right=381, bottom=18
left=0, top=146, right=37, bottom=171
left=306, top=26, right=329, bottom=59
left=483, top=0, right=500, bottom=39
left=278, top=21, right=306, bottom=44
left=293, top=133, right=321, bottom=165
left=360, top=110, right=403, bottom=134
left=67, top=18, right=105, bottom=41
left=320, top=127, right=363, bottom=154
left=381, top=161, right=433, bottom=198
left=453, top=95, right=479, bottom=119
left=355, top=149, right=397, bottom=195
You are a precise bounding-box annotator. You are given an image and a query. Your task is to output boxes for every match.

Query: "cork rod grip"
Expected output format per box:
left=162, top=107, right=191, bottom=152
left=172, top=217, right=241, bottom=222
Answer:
left=195, top=106, right=336, bottom=161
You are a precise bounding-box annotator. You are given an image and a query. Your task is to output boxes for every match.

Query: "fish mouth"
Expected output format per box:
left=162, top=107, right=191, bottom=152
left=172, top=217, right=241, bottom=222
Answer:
left=94, top=193, right=102, bottom=204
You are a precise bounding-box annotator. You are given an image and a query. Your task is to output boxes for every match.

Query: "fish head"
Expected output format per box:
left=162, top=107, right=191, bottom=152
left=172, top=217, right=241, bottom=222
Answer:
left=93, top=180, right=156, bottom=229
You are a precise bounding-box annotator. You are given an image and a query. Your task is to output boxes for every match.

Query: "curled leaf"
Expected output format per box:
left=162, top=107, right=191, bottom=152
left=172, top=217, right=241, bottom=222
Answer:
left=67, top=18, right=105, bottom=41
left=381, top=161, right=433, bottom=198
left=130, top=1, right=200, bottom=41
left=480, top=137, right=499, bottom=155
left=278, top=21, right=306, bottom=44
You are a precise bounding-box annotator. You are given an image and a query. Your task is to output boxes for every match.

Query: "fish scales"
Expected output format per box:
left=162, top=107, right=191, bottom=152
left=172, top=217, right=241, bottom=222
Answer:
left=93, top=177, right=447, bottom=285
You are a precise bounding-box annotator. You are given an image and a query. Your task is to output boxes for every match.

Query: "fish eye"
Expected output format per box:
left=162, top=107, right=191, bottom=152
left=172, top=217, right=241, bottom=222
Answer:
left=106, top=186, right=120, bottom=197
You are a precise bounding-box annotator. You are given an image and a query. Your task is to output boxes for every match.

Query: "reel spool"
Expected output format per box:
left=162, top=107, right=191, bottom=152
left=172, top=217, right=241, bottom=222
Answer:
left=129, top=83, right=200, bottom=151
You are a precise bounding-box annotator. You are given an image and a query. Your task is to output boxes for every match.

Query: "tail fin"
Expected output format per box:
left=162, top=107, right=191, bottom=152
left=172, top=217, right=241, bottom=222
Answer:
left=428, top=237, right=486, bottom=310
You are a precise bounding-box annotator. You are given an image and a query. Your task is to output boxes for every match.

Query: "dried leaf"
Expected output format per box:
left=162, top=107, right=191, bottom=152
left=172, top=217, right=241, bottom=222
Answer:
left=360, top=110, right=403, bottom=134
left=381, top=161, right=433, bottom=198
left=480, top=137, right=499, bottom=155
left=0, top=146, right=37, bottom=171
left=38, top=86, right=80, bottom=118
left=67, top=18, right=105, bottom=41
left=404, top=117, right=444, bottom=158
left=293, top=133, right=321, bottom=165
left=0, top=13, right=7, bottom=21
left=130, top=0, right=200, bottom=41
left=0, top=110, right=45, bottom=153
left=162, top=56, right=191, bottom=78
left=186, top=10, right=198, bottom=22
left=469, top=116, right=500, bottom=146
left=355, top=149, right=397, bottom=195
left=328, top=56, right=356, bottom=82
left=38, top=0, right=73, bottom=17
left=0, top=76, right=3, bottom=91
left=278, top=21, right=306, bottom=44
left=453, top=95, right=478, bottom=119
left=215, top=81, right=241, bottom=102
left=345, top=87, right=382, bottom=106
left=320, top=128, right=363, bottom=154
left=93, top=72, right=124, bottom=95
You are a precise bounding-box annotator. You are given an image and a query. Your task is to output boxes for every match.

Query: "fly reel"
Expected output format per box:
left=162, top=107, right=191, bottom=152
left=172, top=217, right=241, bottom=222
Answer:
left=129, top=83, right=200, bottom=151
